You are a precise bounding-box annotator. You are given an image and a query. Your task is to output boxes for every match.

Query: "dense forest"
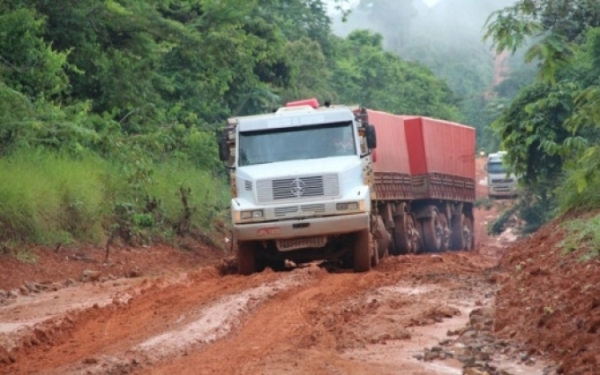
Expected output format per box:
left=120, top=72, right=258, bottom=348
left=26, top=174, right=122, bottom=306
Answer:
left=2, top=0, right=600, bottom=252
left=339, top=0, right=600, bottom=234
left=0, top=0, right=461, bottom=250
left=483, top=0, right=600, bottom=233
left=333, top=0, right=536, bottom=152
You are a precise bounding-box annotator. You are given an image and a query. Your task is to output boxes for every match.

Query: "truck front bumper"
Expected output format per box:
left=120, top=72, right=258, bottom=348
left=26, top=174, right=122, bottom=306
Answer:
left=234, top=213, right=369, bottom=241
left=489, top=185, right=518, bottom=197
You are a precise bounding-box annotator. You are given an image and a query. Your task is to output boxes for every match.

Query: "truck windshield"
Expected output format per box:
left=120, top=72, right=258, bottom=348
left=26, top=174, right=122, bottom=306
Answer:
left=238, top=121, right=356, bottom=166
left=487, top=162, right=506, bottom=174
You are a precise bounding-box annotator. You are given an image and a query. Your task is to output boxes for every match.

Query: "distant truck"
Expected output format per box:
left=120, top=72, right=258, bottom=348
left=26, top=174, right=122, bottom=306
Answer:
left=485, top=151, right=518, bottom=199
left=217, top=99, right=476, bottom=275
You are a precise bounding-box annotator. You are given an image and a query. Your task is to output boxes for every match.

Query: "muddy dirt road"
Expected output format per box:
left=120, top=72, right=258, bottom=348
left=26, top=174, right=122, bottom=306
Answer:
left=0, top=160, right=546, bottom=375
left=1, top=250, right=538, bottom=375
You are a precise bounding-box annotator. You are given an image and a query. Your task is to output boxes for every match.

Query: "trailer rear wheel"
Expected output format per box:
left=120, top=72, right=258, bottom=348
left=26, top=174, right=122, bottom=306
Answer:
left=393, top=214, right=418, bottom=254
left=422, top=207, right=442, bottom=252
left=463, top=216, right=475, bottom=250
left=237, top=241, right=257, bottom=275
left=438, top=213, right=451, bottom=251
left=353, top=229, right=372, bottom=272
left=451, top=214, right=466, bottom=250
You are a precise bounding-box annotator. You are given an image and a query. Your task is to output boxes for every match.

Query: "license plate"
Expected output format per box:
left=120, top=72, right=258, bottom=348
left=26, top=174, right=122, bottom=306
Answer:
left=257, top=227, right=281, bottom=236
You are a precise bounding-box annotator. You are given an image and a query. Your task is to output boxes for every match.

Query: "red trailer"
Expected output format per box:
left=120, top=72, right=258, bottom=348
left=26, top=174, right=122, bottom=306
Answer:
left=404, top=117, right=476, bottom=202
left=365, top=111, right=476, bottom=255
left=367, top=110, right=415, bottom=200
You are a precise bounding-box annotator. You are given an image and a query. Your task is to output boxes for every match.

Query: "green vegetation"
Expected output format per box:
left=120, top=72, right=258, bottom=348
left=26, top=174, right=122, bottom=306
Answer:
left=0, top=149, right=226, bottom=248
left=0, top=0, right=462, bottom=253
left=484, top=0, right=600, bottom=233
left=559, top=214, right=600, bottom=261
left=335, top=0, right=522, bottom=152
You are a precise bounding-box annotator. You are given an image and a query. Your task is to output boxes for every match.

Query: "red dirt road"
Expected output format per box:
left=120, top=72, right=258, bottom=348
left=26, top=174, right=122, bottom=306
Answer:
left=1, top=158, right=550, bottom=375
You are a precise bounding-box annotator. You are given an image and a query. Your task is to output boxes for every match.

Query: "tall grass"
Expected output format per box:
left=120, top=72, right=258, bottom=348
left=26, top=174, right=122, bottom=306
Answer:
left=0, top=149, right=228, bottom=246
left=557, top=167, right=600, bottom=214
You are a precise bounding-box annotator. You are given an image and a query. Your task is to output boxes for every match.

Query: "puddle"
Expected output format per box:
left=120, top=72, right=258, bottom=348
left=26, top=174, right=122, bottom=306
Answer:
left=0, top=320, right=44, bottom=334
left=369, top=285, right=435, bottom=297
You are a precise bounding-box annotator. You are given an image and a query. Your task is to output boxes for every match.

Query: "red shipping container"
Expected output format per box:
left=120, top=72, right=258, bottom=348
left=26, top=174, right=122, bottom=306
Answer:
left=404, top=117, right=476, bottom=180
left=366, top=109, right=413, bottom=175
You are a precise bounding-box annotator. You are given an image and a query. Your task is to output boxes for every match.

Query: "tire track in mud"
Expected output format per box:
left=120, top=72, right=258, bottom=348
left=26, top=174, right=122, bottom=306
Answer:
left=140, top=255, right=484, bottom=375
left=0, top=266, right=305, bottom=375
left=3, top=246, right=496, bottom=375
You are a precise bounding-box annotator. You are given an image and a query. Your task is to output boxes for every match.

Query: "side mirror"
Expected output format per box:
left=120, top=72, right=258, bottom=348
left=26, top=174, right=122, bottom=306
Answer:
left=216, top=130, right=229, bottom=162
left=372, top=149, right=377, bottom=162
left=483, top=163, right=488, bottom=172
left=366, top=124, right=377, bottom=149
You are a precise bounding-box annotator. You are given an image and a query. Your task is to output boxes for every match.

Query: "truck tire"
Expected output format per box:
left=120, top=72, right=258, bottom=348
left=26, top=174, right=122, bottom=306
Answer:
left=371, top=240, right=380, bottom=267
left=463, top=216, right=475, bottom=250
left=421, top=207, right=442, bottom=253
left=451, top=214, right=466, bottom=250
left=438, top=213, right=451, bottom=251
left=451, top=213, right=475, bottom=250
left=375, top=216, right=390, bottom=260
left=237, top=241, right=257, bottom=275
left=393, top=214, right=418, bottom=254
left=353, top=229, right=372, bottom=272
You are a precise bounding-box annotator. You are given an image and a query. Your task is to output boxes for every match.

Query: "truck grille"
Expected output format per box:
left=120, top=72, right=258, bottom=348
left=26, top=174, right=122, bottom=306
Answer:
left=276, top=236, right=327, bottom=251
left=491, top=178, right=514, bottom=184
left=256, top=174, right=339, bottom=203
left=273, top=204, right=327, bottom=218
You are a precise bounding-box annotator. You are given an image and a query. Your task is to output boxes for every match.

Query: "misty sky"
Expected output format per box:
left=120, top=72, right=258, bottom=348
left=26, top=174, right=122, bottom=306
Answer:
left=325, top=0, right=441, bottom=13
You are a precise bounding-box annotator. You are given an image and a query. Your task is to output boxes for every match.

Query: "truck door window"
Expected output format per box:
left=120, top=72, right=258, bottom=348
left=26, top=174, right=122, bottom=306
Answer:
left=238, top=121, right=356, bottom=166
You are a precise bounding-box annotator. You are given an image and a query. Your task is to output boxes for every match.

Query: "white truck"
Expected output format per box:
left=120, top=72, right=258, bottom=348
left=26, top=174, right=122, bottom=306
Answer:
left=485, top=151, right=519, bottom=199
left=217, top=98, right=476, bottom=275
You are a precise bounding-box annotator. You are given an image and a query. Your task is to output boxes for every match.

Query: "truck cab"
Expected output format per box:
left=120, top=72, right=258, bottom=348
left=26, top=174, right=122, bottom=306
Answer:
left=486, top=151, right=518, bottom=199
left=217, top=99, right=379, bottom=275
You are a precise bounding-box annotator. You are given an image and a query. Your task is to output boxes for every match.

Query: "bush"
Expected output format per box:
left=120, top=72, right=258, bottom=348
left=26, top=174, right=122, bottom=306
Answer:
left=559, top=214, right=600, bottom=261
left=0, top=149, right=228, bottom=247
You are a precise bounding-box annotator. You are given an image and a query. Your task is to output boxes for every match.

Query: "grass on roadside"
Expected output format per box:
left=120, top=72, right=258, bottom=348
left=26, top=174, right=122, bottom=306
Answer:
left=0, top=149, right=228, bottom=251
left=558, top=214, right=600, bottom=261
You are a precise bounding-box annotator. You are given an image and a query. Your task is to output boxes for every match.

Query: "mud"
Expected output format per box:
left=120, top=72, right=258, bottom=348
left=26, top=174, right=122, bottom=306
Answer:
left=0, top=157, right=574, bottom=375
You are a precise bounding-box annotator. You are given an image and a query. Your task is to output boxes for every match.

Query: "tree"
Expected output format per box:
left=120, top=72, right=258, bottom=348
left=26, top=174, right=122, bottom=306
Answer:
left=330, top=30, right=461, bottom=120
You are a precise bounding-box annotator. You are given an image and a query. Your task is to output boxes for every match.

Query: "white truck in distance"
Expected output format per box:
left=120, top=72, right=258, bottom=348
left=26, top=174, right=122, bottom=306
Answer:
left=486, top=151, right=519, bottom=199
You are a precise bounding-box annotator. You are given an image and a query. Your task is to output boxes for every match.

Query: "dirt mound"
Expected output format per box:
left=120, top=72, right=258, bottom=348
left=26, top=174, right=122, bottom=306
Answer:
left=0, top=242, right=227, bottom=292
left=495, top=219, right=600, bottom=374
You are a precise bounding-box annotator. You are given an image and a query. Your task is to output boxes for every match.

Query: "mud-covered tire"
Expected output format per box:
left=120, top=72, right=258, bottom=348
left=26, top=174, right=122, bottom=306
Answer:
left=393, top=214, right=412, bottom=255
left=463, top=216, right=475, bottom=251
left=422, top=207, right=442, bottom=253
left=353, top=229, right=371, bottom=272
left=237, top=241, right=257, bottom=275
left=371, top=238, right=380, bottom=268
left=438, top=212, right=451, bottom=252
left=451, top=214, right=466, bottom=250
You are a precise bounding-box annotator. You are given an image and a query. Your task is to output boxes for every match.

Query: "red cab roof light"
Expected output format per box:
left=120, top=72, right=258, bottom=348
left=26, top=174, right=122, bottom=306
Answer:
left=285, top=98, right=320, bottom=109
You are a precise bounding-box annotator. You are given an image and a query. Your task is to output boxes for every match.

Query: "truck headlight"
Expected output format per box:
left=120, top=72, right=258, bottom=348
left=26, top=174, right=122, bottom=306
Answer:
left=337, top=202, right=359, bottom=210
left=241, top=210, right=263, bottom=219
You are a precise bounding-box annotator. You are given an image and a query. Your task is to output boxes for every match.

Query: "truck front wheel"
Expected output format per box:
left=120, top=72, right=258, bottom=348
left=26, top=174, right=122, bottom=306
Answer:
left=353, top=229, right=372, bottom=272
left=237, top=241, right=257, bottom=275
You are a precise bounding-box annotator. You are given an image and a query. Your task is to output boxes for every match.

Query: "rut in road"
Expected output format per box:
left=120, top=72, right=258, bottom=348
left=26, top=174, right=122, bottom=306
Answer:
left=131, top=254, right=486, bottom=375
left=1, top=266, right=293, bottom=375
left=1, top=252, right=486, bottom=375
